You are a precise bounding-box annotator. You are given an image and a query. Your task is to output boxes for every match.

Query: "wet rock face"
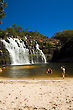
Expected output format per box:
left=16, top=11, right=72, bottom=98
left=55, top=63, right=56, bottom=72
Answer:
left=0, top=41, right=11, bottom=65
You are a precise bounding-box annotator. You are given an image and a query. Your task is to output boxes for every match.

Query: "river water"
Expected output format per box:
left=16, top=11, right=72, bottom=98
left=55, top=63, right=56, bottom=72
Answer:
left=0, top=63, right=73, bottom=79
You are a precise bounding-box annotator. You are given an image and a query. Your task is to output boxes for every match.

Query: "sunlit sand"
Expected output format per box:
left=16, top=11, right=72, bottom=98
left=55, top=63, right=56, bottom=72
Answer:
left=0, top=78, right=73, bottom=110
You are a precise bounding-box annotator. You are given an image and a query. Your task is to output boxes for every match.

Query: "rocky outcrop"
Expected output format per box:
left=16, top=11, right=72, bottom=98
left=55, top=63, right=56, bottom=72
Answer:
left=0, top=41, right=11, bottom=65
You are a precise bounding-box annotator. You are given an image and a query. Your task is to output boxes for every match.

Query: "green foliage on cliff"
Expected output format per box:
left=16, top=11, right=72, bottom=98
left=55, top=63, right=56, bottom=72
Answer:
left=0, top=24, right=59, bottom=47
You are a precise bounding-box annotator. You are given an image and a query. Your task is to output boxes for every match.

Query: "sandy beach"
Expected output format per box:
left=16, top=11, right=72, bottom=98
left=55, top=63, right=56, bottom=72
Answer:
left=0, top=78, right=73, bottom=110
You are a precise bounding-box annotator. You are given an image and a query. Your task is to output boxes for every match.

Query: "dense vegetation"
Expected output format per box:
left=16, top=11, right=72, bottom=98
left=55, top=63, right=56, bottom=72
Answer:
left=53, top=30, right=73, bottom=44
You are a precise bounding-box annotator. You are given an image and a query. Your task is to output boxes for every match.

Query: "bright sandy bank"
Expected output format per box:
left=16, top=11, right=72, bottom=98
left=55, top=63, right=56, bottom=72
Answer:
left=0, top=78, right=73, bottom=110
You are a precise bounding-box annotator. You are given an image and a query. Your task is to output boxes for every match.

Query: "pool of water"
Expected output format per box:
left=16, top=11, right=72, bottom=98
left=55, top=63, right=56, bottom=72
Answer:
left=0, top=63, right=73, bottom=79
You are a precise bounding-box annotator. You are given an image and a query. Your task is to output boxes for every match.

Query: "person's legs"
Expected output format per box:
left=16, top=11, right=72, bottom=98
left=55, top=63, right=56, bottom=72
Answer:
left=62, top=73, right=64, bottom=79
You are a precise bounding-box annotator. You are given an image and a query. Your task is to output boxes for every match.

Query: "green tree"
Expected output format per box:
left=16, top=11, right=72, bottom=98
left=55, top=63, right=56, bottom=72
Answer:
left=53, top=30, right=73, bottom=45
left=0, top=0, right=7, bottom=24
left=0, top=28, right=5, bottom=38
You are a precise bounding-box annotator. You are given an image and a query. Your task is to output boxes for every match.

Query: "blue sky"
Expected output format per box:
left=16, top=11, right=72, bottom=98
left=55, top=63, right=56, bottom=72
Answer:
left=1, top=0, right=73, bottom=37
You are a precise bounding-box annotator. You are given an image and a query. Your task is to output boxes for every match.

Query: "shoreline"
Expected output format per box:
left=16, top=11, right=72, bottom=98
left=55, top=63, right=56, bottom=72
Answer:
left=0, top=77, right=72, bottom=84
left=0, top=76, right=73, bottom=80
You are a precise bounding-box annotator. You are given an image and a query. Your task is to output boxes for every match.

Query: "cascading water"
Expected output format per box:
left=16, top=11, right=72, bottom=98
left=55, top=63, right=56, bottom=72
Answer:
left=36, top=43, right=46, bottom=63
left=1, top=37, right=46, bottom=65
left=1, top=37, right=30, bottom=65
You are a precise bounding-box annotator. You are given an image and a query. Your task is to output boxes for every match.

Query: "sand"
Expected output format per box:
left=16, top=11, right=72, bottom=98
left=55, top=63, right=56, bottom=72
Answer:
left=0, top=78, right=73, bottom=110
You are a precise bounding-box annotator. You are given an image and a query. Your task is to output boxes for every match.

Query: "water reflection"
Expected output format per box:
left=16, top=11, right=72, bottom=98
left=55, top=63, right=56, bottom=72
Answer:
left=0, top=63, right=73, bottom=79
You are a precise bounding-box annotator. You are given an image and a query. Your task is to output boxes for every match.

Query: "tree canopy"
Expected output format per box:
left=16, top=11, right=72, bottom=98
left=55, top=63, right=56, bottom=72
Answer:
left=53, top=30, right=73, bottom=45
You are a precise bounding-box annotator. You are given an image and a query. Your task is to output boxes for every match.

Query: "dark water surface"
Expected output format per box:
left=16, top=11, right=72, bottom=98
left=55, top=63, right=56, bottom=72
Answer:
left=0, top=63, right=73, bottom=79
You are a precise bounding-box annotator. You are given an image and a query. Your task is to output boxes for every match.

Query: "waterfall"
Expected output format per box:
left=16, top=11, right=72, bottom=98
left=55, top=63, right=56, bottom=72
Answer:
left=36, top=43, right=46, bottom=63
left=1, top=37, right=46, bottom=65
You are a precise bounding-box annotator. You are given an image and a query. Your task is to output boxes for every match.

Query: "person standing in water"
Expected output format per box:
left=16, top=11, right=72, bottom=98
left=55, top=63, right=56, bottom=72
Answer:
left=46, top=68, right=52, bottom=74
left=61, top=66, right=65, bottom=79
